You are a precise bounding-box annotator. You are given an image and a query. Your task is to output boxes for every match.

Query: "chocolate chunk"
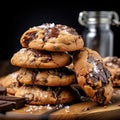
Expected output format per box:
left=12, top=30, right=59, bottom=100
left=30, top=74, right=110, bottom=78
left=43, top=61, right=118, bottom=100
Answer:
left=95, top=87, right=106, bottom=105
left=43, top=27, right=59, bottom=41
left=24, top=31, right=38, bottom=46
left=0, top=86, right=6, bottom=95
left=0, top=100, right=14, bottom=113
left=0, top=95, right=26, bottom=109
left=114, top=71, right=120, bottom=79
left=87, top=56, right=110, bottom=85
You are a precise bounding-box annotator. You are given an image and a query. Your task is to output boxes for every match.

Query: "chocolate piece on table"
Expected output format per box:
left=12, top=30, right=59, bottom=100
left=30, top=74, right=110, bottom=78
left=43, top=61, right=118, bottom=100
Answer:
left=0, top=100, right=14, bottom=113
left=0, top=95, right=26, bottom=109
left=0, top=86, right=7, bottom=95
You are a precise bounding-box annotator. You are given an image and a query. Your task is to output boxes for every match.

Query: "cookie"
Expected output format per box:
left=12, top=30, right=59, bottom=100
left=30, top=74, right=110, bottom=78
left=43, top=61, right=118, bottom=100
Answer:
left=103, top=56, right=120, bottom=69
left=110, top=69, right=120, bottom=87
left=0, top=71, right=21, bottom=95
left=103, top=56, right=120, bottom=87
left=17, top=67, right=76, bottom=86
left=15, top=85, right=76, bottom=105
left=11, top=48, right=72, bottom=68
left=73, top=47, right=113, bottom=105
left=20, top=23, right=84, bottom=52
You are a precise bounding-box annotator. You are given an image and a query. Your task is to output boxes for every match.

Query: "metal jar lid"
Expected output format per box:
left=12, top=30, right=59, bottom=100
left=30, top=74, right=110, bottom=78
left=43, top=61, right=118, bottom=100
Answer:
left=78, top=11, right=120, bottom=26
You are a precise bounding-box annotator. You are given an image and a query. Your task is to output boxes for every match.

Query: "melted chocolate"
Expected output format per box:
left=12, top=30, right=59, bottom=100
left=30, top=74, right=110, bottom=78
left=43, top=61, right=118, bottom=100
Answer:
left=40, top=23, right=79, bottom=41
left=44, top=27, right=59, bottom=41
left=31, top=49, right=52, bottom=63
left=87, top=56, right=111, bottom=85
left=24, top=31, right=38, bottom=46
left=95, top=87, right=106, bottom=105
left=48, top=67, right=74, bottom=78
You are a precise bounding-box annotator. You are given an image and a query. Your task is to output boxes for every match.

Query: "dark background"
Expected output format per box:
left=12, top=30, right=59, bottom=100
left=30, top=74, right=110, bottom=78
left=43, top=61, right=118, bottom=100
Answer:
left=1, top=1, right=120, bottom=60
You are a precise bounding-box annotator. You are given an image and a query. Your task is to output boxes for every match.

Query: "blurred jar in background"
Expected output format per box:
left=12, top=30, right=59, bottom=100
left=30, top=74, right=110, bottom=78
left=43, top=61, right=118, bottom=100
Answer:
left=78, top=11, right=120, bottom=57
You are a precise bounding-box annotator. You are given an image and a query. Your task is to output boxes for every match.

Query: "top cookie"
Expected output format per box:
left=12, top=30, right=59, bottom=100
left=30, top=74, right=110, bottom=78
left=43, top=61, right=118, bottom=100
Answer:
left=20, top=23, right=84, bottom=52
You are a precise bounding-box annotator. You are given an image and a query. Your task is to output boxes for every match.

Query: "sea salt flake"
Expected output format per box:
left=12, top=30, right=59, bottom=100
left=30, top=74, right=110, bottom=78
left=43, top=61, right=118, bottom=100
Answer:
left=19, top=48, right=26, bottom=54
left=39, top=23, right=55, bottom=29
left=10, top=73, right=18, bottom=78
left=46, top=104, right=52, bottom=110
left=64, top=105, right=70, bottom=112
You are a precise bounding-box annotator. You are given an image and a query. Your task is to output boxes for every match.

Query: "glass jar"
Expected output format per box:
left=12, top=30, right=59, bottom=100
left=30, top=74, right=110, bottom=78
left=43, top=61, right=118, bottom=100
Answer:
left=78, top=11, right=120, bottom=57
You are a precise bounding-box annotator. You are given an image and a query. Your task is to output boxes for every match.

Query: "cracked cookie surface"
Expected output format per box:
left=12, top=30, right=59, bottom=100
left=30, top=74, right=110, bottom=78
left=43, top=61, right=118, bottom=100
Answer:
left=73, top=47, right=113, bottom=105
left=20, top=23, right=84, bottom=52
left=17, top=67, right=77, bottom=86
left=11, top=48, right=72, bottom=68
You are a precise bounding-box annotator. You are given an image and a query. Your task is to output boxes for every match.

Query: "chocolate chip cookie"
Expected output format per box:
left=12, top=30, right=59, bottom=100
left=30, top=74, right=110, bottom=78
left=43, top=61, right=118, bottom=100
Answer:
left=73, top=47, right=113, bottom=105
left=0, top=71, right=21, bottom=95
left=17, top=67, right=76, bottom=86
left=15, top=85, right=76, bottom=105
left=20, top=23, right=84, bottom=52
left=11, top=48, right=72, bottom=68
left=103, top=56, right=120, bottom=87
left=0, top=67, right=76, bottom=87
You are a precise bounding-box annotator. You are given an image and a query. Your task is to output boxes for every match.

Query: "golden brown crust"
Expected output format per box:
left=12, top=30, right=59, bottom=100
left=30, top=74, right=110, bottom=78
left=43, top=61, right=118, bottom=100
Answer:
left=11, top=48, right=72, bottom=69
left=20, top=23, right=84, bottom=52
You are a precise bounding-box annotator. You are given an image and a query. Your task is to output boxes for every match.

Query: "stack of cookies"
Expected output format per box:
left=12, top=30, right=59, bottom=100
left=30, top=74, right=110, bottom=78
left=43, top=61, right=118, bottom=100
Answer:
left=0, top=23, right=84, bottom=105
left=0, top=23, right=114, bottom=106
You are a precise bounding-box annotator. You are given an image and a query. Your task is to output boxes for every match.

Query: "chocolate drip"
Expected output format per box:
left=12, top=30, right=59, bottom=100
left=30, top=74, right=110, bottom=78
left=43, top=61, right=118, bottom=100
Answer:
left=87, top=56, right=111, bottom=85
left=95, top=87, right=106, bottom=105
